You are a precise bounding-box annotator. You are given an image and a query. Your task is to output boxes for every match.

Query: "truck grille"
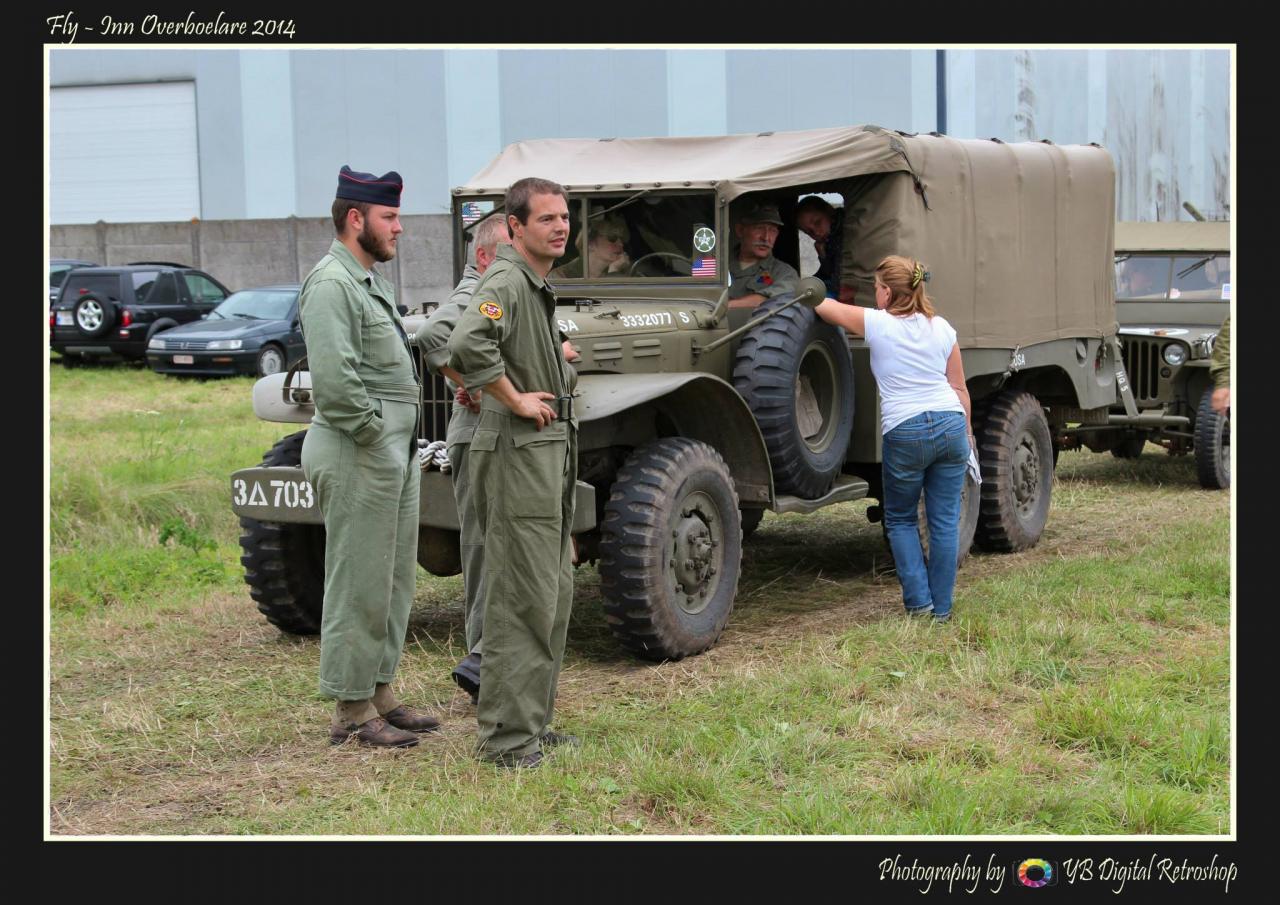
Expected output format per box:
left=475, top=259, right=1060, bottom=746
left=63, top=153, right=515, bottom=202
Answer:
left=421, top=370, right=451, bottom=443
left=1120, top=337, right=1163, bottom=405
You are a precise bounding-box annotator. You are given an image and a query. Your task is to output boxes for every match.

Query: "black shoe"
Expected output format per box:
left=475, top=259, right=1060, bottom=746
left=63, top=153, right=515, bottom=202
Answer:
left=451, top=652, right=480, bottom=703
left=492, top=749, right=543, bottom=770
left=540, top=730, right=580, bottom=749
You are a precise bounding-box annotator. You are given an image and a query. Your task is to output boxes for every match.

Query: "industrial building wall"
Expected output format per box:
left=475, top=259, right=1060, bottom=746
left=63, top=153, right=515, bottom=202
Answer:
left=48, top=47, right=1231, bottom=225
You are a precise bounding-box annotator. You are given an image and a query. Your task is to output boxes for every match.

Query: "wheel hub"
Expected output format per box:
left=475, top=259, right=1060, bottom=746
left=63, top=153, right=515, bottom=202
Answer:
left=1013, top=434, right=1040, bottom=515
left=668, top=492, right=721, bottom=615
left=77, top=301, right=103, bottom=331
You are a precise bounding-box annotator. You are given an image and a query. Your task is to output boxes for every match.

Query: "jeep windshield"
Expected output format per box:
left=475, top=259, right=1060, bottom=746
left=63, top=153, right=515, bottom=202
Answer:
left=1115, top=253, right=1231, bottom=301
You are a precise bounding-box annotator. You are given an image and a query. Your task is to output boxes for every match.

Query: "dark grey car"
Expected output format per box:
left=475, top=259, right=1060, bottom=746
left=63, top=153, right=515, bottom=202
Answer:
left=147, top=285, right=304, bottom=378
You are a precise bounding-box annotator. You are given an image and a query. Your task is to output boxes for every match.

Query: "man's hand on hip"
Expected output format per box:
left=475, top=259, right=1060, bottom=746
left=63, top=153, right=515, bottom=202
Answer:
left=511, top=391, right=558, bottom=429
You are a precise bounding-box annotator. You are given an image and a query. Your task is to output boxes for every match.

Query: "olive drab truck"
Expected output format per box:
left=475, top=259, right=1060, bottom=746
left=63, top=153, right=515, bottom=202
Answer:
left=1058, top=219, right=1231, bottom=488
left=232, top=125, right=1120, bottom=660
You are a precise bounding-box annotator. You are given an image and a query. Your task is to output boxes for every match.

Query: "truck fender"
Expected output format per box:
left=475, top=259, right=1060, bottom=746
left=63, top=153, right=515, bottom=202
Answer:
left=576, top=372, right=774, bottom=505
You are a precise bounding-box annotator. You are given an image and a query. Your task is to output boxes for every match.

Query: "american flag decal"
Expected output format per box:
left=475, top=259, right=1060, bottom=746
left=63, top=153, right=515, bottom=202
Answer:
left=461, top=202, right=485, bottom=225
left=692, top=255, right=717, bottom=277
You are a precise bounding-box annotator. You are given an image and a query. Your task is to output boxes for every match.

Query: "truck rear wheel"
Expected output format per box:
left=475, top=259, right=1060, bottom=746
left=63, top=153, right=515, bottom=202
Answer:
left=238, top=430, right=325, bottom=634
left=598, top=438, right=742, bottom=661
left=732, top=297, right=854, bottom=499
left=881, top=472, right=981, bottom=568
left=1194, top=386, right=1230, bottom=489
left=975, top=389, right=1054, bottom=552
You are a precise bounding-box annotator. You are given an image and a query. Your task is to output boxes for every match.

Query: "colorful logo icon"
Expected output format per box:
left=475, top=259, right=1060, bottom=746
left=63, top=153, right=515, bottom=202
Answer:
left=1017, top=859, right=1054, bottom=888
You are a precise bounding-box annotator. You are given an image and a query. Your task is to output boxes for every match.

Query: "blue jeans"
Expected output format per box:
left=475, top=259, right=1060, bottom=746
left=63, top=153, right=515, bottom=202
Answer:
left=881, top=410, right=970, bottom=618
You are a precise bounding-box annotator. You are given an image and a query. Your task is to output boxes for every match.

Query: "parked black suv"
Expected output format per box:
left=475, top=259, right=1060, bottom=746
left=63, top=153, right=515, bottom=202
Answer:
left=50, top=263, right=232, bottom=365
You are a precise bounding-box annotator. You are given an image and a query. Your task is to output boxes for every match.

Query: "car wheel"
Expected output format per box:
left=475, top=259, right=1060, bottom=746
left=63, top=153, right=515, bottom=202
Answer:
left=1194, top=386, right=1229, bottom=489
left=256, top=344, right=286, bottom=377
left=598, top=438, right=742, bottom=661
left=73, top=294, right=116, bottom=338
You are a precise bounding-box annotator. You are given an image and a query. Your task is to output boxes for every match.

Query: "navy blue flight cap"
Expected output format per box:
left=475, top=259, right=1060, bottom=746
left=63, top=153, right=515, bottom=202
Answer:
left=336, top=165, right=403, bottom=207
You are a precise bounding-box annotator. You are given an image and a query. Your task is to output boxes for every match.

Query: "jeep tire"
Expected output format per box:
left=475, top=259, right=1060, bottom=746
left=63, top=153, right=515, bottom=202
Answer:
left=598, top=438, right=742, bottom=661
left=238, top=430, right=326, bottom=634
left=732, top=296, right=854, bottom=499
left=1194, top=386, right=1230, bottom=489
left=975, top=389, right=1054, bottom=552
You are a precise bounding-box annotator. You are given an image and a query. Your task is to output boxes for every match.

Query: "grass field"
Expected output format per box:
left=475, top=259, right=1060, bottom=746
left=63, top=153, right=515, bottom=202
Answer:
left=47, top=360, right=1232, bottom=836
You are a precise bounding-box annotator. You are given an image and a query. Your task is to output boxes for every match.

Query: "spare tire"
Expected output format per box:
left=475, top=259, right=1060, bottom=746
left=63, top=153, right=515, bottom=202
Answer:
left=74, top=294, right=116, bottom=338
left=732, top=296, right=855, bottom=499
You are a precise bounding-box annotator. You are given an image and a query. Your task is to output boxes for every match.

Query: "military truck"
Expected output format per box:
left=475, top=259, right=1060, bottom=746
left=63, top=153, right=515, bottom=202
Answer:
left=232, top=125, right=1120, bottom=660
left=1057, top=220, right=1230, bottom=488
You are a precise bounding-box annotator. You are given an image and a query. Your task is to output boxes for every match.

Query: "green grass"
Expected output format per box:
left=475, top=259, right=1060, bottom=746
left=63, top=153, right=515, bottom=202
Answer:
left=47, top=362, right=1232, bottom=836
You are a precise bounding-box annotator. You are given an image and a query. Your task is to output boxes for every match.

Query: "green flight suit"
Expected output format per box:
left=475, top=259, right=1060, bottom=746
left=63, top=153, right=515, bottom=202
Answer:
left=417, top=263, right=486, bottom=654
left=298, top=239, right=421, bottom=702
left=448, top=244, right=577, bottom=761
left=1210, top=314, right=1231, bottom=390
left=728, top=250, right=800, bottom=301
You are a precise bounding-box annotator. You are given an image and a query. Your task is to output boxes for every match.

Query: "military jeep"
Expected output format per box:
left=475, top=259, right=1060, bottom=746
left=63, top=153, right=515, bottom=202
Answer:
left=231, top=125, right=1121, bottom=660
left=1058, top=220, right=1231, bottom=488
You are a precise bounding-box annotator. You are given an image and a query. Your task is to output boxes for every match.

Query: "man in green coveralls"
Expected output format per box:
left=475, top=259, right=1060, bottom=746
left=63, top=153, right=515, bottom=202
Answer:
left=299, top=165, right=441, bottom=748
left=1210, top=314, right=1231, bottom=414
left=727, top=202, right=800, bottom=309
left=415, top=214, right=511, bottom=700
left=448, top=177, right=579, bottom=769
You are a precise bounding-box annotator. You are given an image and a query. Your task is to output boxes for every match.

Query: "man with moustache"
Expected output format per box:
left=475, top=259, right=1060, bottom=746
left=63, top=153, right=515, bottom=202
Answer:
left=298, top=165, right=440, bottom=748
left=727, top=202, right=800, bottom=309
left=448, top=177, right=579, bottom=769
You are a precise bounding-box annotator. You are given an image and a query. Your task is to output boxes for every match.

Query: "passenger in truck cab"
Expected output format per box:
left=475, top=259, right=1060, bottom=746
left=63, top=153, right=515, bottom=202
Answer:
left=550, top=211, right=631, bottom=279
left=727, top=202, right=800, bottom=309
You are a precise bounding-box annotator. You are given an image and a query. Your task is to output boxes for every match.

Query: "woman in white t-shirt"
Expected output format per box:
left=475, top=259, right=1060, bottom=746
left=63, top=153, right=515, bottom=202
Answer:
left=814, top=255, right=973, bottom=622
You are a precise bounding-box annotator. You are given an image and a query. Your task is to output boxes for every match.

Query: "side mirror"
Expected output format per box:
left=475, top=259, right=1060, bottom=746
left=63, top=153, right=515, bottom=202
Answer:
left=794, top=276, right=827, bottom=309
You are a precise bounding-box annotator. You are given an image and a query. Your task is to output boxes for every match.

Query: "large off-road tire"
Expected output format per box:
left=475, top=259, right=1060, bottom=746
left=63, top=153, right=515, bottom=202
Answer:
left=974, top=390, right=1054, bottom=552
left=1194, top=386, right=1230, bottom=489
left=73, top=294, right=115, bottom=338
left=238, top=430, right=326, bottom=634
left=881, top=471, right=981, bottom=568
left=1110, top=431, right=1148, bottom=459
left=732, top=296, right=855, bottom=499
left=598, top=438, right=743, bottom=661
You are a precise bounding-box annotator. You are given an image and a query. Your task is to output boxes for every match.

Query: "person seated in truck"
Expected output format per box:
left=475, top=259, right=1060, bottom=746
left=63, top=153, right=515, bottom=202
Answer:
left=727, top=202, right=800, bottom=309
left=795, top=195, right=846, bottom=299
left=549, top=211, right=631, bottom=279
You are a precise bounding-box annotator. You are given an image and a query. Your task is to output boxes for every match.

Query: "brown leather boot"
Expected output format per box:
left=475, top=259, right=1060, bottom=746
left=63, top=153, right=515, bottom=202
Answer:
left=329, top=716, right=419, bottom=748
left=381, top=705, right=441, bottom=733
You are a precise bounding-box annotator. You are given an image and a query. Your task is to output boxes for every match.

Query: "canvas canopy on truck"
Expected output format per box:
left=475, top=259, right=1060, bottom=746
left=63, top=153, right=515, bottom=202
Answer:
left=455, top=124, right=1117, bottom=350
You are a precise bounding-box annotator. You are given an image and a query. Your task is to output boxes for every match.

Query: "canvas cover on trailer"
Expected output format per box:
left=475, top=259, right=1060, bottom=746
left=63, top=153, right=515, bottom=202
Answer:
left=456, top=124, right=1116, bottom=348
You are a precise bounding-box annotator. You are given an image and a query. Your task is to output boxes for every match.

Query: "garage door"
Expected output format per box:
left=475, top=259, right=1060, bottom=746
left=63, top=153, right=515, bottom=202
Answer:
left=50, top=82, right=201, bottom=224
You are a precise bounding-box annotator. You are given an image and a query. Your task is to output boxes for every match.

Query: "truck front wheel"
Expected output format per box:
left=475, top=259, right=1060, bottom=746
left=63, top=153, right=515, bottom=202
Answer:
left=975, top=390, right=1054, bottom=552
left=598, top=438, right=743, bottom=661
left=238, top=430, right=326, bottom=634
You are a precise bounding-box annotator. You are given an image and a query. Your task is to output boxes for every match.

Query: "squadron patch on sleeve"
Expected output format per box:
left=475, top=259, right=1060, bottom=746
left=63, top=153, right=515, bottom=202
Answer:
left=479, top=301, right=503, bottom=320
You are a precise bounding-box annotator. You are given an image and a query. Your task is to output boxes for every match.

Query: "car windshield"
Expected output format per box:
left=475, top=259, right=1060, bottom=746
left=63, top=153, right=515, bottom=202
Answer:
left=548, top=192, right=718, bottom=282
left=211, top=289, right=296, bottom=321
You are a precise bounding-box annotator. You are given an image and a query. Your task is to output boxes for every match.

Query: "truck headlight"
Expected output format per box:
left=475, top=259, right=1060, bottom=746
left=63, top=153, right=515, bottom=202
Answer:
left=206, top=339, right=243, bottom=350
left=1162, top=343, right=1187, bottom=366
left=148, top=338, right=166, bottom=350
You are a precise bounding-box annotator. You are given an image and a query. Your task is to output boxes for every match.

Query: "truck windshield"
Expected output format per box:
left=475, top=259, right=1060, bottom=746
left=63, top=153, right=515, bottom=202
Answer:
left=549, top=193, right=718, bottom=283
